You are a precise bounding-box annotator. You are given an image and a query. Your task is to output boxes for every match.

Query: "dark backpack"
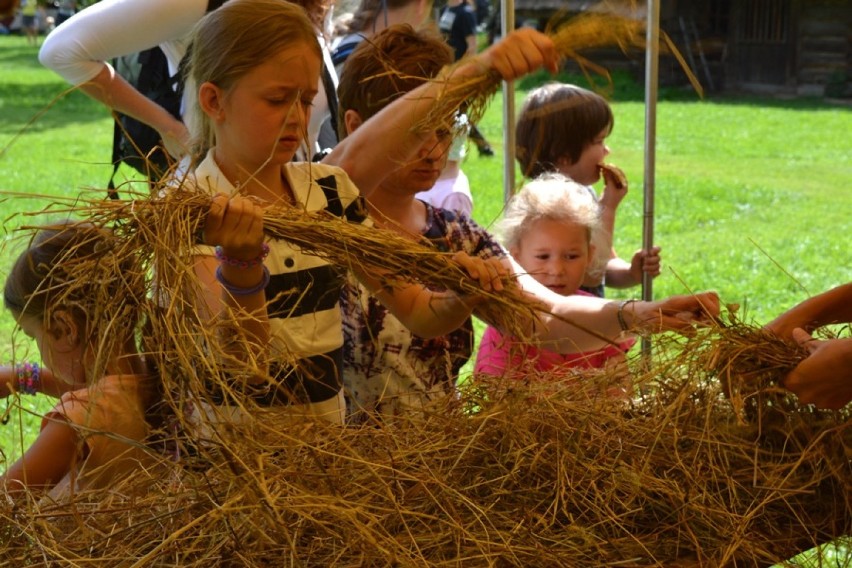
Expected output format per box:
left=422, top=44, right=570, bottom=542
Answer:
left=107, top=0, right=226, bottom=198
left=108, top=46, right=181, bottom=195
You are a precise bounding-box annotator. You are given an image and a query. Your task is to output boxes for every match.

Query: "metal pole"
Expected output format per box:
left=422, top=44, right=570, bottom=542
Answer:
left=502, top=0, right=516, bottom=202
left=641, top=0, right=659, bottom=358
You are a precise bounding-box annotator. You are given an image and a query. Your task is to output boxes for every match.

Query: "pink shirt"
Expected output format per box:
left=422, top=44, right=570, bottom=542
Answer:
left=474, top=291, right=635, bottom=378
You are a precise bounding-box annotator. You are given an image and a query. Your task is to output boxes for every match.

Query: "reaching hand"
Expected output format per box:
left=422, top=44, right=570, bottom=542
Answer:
left=158, top=117, right=191, bottom=160
left=631, top=291, right=720, bottom=334
left=781, top=330, right=852, bottom=410
left=452, top=252, right=509, bottom=294
left=474, top=28, right=559, bottom=81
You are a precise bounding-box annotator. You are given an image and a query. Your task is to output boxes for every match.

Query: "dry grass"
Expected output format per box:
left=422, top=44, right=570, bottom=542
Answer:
left=1, top=346, right=849, bottom=566
left=416, top=8, right=702, bottom=137
left=0, top=208, right=848, bottom=565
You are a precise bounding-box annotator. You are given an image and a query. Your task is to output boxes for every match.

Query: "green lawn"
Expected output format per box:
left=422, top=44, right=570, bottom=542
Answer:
left=0, top=35, right=850, bottom=562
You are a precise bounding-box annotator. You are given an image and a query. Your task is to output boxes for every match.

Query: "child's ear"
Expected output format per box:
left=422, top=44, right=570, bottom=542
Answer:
left=343, top=109, right=363, bottom=137
left=198, top=81, right=225, bottom=120
left=48, top=309, right=80, bottom=351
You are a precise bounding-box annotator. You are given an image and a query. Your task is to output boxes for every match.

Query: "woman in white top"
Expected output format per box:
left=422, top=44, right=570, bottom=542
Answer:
left=39, top=0, right=338, bottom=162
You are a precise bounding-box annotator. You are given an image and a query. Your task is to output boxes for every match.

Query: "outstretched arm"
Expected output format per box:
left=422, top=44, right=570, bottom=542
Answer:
left=766, top=282, right=852, bottom=340
left=355, top=252, right=507, bottom=339
left=325, top=28, right=558, bottom=197
left=481, top=255, right=719, bottom=354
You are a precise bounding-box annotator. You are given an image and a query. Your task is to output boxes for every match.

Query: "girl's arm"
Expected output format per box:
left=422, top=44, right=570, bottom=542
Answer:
left=0, top=365, right=79, bottom=399
left=196, top=195, right=270, bottom=381
left=492, top=256, right=719, bottom=354
left=39, top=0, right=209, bottom=157
left=325, top=28, right=558, bottom=198
left=1, top=419, right=79, bottom=495
left=766, top=282, right=852, bottom=340
left=352, top=252, right=506, bottom=339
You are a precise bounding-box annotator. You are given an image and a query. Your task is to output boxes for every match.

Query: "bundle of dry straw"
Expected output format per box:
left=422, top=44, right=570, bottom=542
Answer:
left=2, top=350, right=849, bottom=566
left=415, top=6, right=702, bottom=136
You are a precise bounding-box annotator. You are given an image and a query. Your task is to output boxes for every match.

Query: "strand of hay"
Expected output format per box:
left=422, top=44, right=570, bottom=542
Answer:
left=2, top=348, right=849, bottom=565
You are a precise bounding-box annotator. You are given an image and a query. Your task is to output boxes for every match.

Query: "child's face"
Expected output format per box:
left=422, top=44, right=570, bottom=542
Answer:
left=213, top=43, right=321, bottom=168
left=383, top=129, right=453, bottom=194
left=511, top=218, right=593, bottom=296
left=557, top=126, right=610, bottom=186
left=16, top=312, right=86, bottom=386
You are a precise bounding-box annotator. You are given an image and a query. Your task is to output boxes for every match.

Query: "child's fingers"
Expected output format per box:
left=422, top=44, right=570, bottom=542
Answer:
left=203, top=193, right=231, bottom=242
left=488, top=29, right=557, bottom=80
left=206, top=195, right=266, bottom=257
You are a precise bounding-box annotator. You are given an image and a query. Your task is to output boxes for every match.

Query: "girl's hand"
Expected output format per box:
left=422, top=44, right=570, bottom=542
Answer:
left=781, top=332, right=852, bottom=410
left=452, top=252, right=510, bottom=293
left=599, top=164, right=628, bottom=210
left=630, top=291, right=720, bottom=334
left=628, top=246, right=662, bottom=283
left=158, top=117, right=191, bottom=160
left=474, top=28, right=558, bottom=81
left=204, top=193, right=266, bottom=261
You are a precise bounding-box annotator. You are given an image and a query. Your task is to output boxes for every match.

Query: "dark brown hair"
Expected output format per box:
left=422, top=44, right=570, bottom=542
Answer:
left=4, top=223, right=144, bottom=335
left=336, top=24, right=452, bottom=140
left=516, top=83, right=614, bottom=179
left=345, top=0, right=428, bottom=34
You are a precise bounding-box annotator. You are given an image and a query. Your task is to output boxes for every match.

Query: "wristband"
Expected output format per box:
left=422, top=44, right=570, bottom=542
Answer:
left=215, top=265, right=270, bottom=296
left=215, top=242, right=270, bottom=269
left=617, top=299, right=638, bottom=332
left=16, top=361, right=41, bottom=395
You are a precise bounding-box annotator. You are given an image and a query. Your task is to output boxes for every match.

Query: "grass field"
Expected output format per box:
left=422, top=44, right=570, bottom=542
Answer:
left=0, top=31, right=850, bottom=548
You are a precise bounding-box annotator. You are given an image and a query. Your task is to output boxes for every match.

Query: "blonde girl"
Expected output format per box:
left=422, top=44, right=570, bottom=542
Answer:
left=475, top=173, right=635, bottom=385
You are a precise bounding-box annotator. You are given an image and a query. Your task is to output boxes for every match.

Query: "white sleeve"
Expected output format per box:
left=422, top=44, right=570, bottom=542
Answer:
left=39, top=0, right=210, bottom=86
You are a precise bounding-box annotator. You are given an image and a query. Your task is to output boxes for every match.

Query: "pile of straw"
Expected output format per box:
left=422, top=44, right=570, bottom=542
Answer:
left=2, top=357, right=849, bottom=565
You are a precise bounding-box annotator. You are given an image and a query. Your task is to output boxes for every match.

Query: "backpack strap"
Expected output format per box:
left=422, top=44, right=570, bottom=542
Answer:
left=107, top=117, right=122, bottom=200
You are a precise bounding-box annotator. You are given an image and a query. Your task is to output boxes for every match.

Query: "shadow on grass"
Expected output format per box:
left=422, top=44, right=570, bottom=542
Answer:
left=0, top=81, right=109, bottom=135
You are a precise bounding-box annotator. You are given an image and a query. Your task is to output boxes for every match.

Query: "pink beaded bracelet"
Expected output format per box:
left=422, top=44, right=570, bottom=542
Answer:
left=214, top=242, right=270, bottom=269
left=16, top=361, right=41, bottom=395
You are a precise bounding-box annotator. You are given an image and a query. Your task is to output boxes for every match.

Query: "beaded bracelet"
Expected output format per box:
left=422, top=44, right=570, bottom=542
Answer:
left=215, top=265, right=271, bottom=296
left=16, top=361, right=41, bottom=395
left=617, top=299, right=638, bottom=332
left=214, top=242, right=270, bottom=269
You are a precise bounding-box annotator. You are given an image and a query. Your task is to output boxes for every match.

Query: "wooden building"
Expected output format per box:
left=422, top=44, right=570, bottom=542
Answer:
left=509, top=0, right=852, bottom=97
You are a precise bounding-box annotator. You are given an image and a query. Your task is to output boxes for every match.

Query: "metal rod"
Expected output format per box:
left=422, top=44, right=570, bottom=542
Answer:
left=641, top=0, right=660, bottom=359
left=502, top=0, right=516, bottom=203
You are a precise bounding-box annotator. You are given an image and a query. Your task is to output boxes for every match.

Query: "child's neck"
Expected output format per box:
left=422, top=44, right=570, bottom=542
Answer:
left=367, top=186, right=427, bottom=240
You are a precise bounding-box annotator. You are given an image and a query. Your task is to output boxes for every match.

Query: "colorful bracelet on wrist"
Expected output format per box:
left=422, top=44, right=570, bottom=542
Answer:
left=617, top=299, right=638, bottom=332
left=215, top=265, right=271, bottom=296
left=16, top=361, right=41, bottom=395
left=215, top=242, right=270, bottom=269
